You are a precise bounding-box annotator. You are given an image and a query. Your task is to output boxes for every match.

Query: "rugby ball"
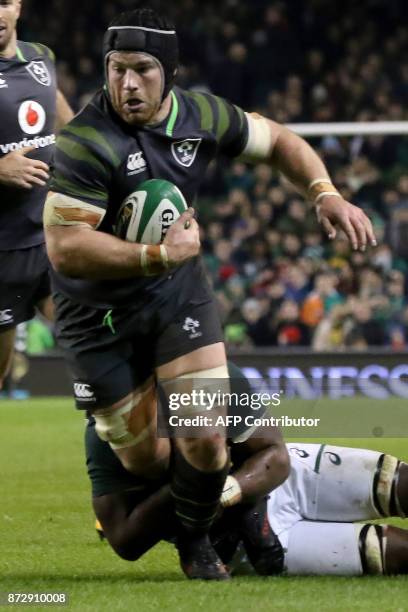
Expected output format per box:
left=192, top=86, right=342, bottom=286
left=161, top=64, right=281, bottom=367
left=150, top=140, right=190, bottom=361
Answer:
left=115, top=179, right=188, bottom=244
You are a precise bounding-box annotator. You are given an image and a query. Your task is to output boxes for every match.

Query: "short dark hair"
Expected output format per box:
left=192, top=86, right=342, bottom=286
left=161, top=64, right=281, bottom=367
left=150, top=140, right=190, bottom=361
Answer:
left=109, top=8, right=175, bottom=32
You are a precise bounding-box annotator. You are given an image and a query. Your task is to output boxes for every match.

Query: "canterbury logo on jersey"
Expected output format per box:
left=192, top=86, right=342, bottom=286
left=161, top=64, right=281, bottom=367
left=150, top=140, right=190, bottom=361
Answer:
left=0, top=134, right=56, bottom=155
left=0, top=309, right=13, bottom=324
left=73, top=383, right=95, bottom=401
left=0, top=73, right=8, bottom=88
left=127, top=151, right=147, bottom=175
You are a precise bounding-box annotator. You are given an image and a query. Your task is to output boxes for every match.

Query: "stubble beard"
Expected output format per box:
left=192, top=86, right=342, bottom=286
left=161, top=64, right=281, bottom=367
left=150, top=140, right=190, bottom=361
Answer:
left=121, top=98, right=163, bottom=127
left=0, top=29, right=15, bottom=56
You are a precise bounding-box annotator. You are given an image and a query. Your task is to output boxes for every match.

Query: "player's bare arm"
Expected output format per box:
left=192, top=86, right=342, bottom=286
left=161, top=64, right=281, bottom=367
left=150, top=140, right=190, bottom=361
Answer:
left=55, top=89, right=74, bottom=131
left=44, top=192, right=199, bottom=278
left=93, top=486, right=174, bottom=562
left=224, top=428, right=290, bottom=506
left=91, top=431, right=288, bottom=563
left=240, top=113, right=376, bottom=251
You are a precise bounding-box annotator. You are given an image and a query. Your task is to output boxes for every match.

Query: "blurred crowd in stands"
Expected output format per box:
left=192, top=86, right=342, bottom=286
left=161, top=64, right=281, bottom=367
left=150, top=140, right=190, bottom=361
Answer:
left=19, top=0, right=408, bottom=350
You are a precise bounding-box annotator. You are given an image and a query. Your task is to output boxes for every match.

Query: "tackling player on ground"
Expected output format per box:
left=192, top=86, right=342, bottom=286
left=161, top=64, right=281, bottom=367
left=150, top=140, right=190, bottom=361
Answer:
left=91, top=362, right=287, bottom=576
left=88, top=425, right=408, bottom=577
left=0, top=0, right=73, bottom=392
left=44, top=8, right=374, bottom=579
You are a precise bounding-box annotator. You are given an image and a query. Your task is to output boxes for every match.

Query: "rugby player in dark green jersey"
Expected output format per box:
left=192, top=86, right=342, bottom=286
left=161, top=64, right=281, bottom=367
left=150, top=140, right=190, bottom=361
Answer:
left=0, top=0, right=73, bottom=391
left=44, top=8, right=375, bottom=579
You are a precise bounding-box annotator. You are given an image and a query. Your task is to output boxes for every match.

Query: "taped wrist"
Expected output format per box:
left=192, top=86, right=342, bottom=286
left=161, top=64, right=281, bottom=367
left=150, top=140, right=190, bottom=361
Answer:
left=307, top=177, right=341, bottom=204
left=140, top=244, right=169, bottom=275
left=221, top=475, right=242, bottom=507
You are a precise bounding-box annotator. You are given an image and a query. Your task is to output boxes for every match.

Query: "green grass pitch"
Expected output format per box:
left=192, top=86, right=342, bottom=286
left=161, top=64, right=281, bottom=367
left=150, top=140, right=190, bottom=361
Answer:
left=0, top=398, right=407, bottom=611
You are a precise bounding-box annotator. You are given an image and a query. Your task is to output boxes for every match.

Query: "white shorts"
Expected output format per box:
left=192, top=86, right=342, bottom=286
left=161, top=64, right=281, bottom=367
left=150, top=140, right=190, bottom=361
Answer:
left=268, top=443, right=383, bottom=575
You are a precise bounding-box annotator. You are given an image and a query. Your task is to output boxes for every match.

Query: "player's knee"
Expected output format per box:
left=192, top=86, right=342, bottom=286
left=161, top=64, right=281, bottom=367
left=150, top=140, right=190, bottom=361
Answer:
left=179, top=435, right=227, bottom=471
left=358, top=524, right=385, bottom=575
left=108, top=531, right=144, bottom=562
left=94, top=406, right=134, bottom=448
left=94, top=402, right=170, bottom=477
left=108, top=524, right=157, bottom=562
left=93, top=397, right=155, bottom=454
left=118, top=442, right=169, bottom=478
left=111, top=538, right=143, bottom=562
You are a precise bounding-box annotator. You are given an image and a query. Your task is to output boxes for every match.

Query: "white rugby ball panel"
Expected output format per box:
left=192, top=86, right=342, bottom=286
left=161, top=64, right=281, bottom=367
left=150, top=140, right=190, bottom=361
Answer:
left=115, top=179, right=188, bottom=245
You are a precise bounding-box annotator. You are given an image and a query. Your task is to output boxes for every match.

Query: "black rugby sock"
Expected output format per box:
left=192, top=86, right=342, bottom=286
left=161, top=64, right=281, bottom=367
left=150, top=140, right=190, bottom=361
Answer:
left=171, top=450, right=229, bottom=537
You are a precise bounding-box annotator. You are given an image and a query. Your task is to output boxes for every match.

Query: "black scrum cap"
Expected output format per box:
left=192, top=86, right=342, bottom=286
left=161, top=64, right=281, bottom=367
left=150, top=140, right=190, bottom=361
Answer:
left=103, top=24, right=178, bottom=99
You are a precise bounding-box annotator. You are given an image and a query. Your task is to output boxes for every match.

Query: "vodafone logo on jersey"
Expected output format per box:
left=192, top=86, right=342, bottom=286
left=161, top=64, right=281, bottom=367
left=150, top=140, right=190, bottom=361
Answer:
left=18, top=100, right=46, bottom=135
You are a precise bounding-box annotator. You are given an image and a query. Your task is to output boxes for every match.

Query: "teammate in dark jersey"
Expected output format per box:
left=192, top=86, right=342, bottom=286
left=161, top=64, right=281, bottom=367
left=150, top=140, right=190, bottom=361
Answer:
left=0, top=0, right=73, bottom=391
left=44, top=8, right=374, bottom=579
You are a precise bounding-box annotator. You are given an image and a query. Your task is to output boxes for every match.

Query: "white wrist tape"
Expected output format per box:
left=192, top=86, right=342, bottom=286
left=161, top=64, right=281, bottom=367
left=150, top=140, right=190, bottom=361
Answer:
left=307, top=178, right=341, bottom=204
left=221, top=475, right=242, bottom=507
left=314, top=191, right=342, bottom=203
left=159, top=244, right=169, bottom=268
left=140, top=244, right=169, bottom=275
left=308, top=177, right=333, bottom=189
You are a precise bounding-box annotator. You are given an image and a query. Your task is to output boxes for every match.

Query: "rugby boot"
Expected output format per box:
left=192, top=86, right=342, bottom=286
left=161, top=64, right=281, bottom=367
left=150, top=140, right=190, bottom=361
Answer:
left=211, top=529, right=241, bottom=567
left=177, top=533, right=231, bottom=580
left=238, top=499, right=284, bottom=576
left=210, top=512, right=241, bottom=566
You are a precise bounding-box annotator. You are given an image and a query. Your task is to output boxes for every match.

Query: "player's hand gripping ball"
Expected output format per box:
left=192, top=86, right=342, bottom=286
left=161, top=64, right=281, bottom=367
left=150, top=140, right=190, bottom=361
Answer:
left=115, top=179, right=188, bottom=244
